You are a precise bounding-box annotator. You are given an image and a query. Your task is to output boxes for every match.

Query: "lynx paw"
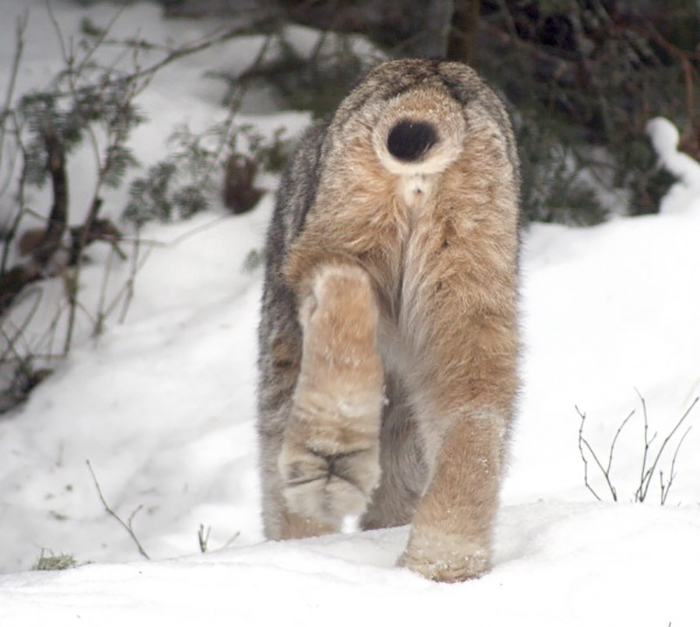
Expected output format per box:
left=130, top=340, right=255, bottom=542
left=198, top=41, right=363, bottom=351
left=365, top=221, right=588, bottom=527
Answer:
left=399, top=527, right=490, bottom=583
left=279, top=441, right=380, bottom=524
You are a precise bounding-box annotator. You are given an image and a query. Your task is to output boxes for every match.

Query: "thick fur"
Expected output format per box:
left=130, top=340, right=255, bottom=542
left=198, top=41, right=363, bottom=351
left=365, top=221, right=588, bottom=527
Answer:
left=257, top=59, right=521, bottom=582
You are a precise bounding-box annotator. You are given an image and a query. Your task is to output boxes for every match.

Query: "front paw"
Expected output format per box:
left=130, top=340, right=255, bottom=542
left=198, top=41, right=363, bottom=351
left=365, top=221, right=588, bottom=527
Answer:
left=279, top=439, right=380, bottom=524
left=399, top=526, right=490, bottom=583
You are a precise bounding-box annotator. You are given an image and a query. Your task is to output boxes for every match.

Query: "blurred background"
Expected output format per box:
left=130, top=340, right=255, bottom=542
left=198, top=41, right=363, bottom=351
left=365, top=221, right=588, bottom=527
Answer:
left=117, top=0, right=700, bottom=225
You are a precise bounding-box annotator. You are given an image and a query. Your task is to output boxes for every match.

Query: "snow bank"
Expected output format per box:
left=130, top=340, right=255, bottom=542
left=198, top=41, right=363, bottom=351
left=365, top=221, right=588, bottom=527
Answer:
left=2, top=504, right=698, bottom=626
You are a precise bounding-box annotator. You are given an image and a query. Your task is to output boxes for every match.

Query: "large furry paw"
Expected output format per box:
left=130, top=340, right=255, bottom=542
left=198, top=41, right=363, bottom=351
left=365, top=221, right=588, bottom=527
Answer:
left=278, top=438, right=381, bottom=524
left=399, top=526, right=490, bottom=583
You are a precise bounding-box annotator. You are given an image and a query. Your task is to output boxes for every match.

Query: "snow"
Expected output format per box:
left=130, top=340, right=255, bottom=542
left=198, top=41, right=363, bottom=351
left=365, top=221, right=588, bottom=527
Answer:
left=647, top=116, right=700, bottom=216
left=1, top=1, right=699, bottom=625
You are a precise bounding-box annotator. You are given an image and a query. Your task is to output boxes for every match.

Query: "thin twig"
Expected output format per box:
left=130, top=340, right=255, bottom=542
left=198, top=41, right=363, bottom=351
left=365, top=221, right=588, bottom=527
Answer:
left=605, top=408, right=635, bottom=481
left=117, top=231, right=153, bottom=324
left=201, top=30, right=276, bottom=188
left=86, top=460, right=150, bottom=560
left=222, top=531, right=241, bottom=550
left=0, top=287, right=43, bottom=365
left=636, top=389, right=651, bottom=502
left=0, top=12, right=28, bottom=175
left=44, top=0, right=69, bottom=65
left=198, top=524, right=211, bottom=553
left=74, top=5, right=128, bottom=77
left=104, top=13, right=281, bottom=95
left=660, top=425, right=692, bottom=505
left=579, top=393, right=699, bottom=505
left=54, top=6, right=129, bottom=354
left=577, top=404, right=635, bottom=502
left=638, top=396, right=699, bottom=502
left=576, top=406, right=603, bottom=501
left=93, top=243, right=118, bottom=339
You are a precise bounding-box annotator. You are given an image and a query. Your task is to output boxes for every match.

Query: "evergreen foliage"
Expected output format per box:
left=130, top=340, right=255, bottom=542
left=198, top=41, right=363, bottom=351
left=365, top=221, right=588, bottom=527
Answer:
left=123, top=122, right=293, bottom=226
left=221, top=0, right=699, bottom=225
left=475, top=0, right=699, bottom=223
left=18, top=68, right=144, bottom=191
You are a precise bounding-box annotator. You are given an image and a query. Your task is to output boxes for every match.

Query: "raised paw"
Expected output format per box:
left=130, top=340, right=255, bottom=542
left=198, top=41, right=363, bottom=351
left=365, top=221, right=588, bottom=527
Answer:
left=279, top=439, right=381, bottom=524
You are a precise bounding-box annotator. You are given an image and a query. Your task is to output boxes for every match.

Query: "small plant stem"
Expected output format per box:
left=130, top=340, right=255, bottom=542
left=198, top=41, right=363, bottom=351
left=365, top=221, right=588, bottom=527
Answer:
left=639, top=396, right=698, bottom=502
left=577, top=405, right=622, bottom=501
left=578, top=393, right=699, bottom=505
left=0, top=12, right=28, bottom=176
left=660, top=425, right=692, bottom=505
left=198, top=524, right=211, bottom=553
left=86, top=460, right=150, bottom=560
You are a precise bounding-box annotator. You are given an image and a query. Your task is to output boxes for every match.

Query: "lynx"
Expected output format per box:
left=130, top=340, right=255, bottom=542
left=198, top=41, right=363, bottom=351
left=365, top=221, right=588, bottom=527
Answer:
left=256, top=58, right=521, bottom=582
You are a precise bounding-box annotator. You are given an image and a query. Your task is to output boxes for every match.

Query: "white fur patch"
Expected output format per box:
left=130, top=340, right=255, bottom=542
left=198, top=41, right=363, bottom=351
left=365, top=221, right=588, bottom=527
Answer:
left=398, top=173, right=434, bottom=213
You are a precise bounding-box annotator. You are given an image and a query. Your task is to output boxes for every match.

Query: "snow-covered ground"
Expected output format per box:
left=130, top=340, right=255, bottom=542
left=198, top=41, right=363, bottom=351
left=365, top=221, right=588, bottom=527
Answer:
left=1, top=2, right=699, bottom=625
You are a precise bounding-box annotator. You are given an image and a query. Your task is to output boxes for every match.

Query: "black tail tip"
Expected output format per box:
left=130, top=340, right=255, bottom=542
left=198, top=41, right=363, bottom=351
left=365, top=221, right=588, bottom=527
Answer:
left=387, top=119, right=438, bottom=162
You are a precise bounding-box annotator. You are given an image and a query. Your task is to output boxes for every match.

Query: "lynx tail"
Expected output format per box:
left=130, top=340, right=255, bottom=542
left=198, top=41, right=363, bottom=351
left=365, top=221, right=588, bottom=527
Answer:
left=386, top=120, right=438, bottom=162
left=372, top=89, right=466, bottom=176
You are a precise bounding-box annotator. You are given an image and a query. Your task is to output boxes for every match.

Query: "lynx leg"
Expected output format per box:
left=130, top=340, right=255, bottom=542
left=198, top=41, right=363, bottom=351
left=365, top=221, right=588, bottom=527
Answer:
left=278, top=265, right=384, bottom=527
left=260, top=429, right=338, bottom=539
left=361, top=373, right=427, bottom=530
left=260, top=410, right=337, bottom=539
left=399, top=406, right=509, bottom=581
left=398, top=293, right=518, bottom=581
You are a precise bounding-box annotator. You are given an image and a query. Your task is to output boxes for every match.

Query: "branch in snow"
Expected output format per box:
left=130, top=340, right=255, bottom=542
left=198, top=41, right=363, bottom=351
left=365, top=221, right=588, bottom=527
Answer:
left=576, top=393, right=698, bottom=505
left=86, top=460, right=150, bottom=561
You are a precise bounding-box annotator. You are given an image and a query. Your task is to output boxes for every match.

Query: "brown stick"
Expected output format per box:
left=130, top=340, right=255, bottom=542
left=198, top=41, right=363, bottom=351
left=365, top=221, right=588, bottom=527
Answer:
left=34, top=128, right=68, bottom=267
left=86, top=460, right=150, bottom=560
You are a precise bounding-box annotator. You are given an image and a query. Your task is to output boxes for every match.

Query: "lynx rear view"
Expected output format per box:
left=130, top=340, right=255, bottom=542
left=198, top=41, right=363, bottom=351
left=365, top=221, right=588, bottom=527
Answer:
left=257, top=59, right=521, bottom=582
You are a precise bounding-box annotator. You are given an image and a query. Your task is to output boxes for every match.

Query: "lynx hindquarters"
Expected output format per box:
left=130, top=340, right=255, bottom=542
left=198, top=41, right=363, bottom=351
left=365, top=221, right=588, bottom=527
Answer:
left=256, top=59, right=521, bottom=581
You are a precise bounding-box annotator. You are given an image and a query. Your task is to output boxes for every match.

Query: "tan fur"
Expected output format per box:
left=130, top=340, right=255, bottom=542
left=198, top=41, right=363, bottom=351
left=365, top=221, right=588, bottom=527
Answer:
left=257, top=59, right=521, bottom=582
left=278, top=266, right=384, bottom=527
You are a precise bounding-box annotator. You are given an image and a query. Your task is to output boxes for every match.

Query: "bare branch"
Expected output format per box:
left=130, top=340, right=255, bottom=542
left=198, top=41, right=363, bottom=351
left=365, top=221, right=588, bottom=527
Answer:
left=0, top=11, right=28, bottom=173
left=74, top=5, right=128, bottom=77
left=0, top=286, right=43, bottom=365
left=44, top=0, right=69, bottom=66
left=639, top=397, right=699, bottom=503
left=577, top=406, right=603, bottom=501
left=578, top=394, right=699, bottom=505
left=635, top=389, right=651, bottom=502
left=660, top=425, right=692, bottom=505
left=198, top=524, right=211, bottom=553
left=222, top=531, right=241, bottom=550
left=606, top=408, right=635, bottom=478
left=86, top=460, right=150, bottom=560
left=33, top=128, right=69, bottom=269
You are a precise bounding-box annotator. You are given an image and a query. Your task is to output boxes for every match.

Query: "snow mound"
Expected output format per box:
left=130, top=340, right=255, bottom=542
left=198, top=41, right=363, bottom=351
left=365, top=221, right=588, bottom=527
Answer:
left=2, top=504, right=698, bottom=626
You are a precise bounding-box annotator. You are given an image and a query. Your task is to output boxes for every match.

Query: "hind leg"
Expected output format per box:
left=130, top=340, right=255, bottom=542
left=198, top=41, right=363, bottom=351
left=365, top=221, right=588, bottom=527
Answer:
left=361, top=373, right=427, bottom=530
left=278, top=265, right=384, bottom=528
left=259, top=407, right=338, bottom=540
left=398, top=326, right=517, bottom=582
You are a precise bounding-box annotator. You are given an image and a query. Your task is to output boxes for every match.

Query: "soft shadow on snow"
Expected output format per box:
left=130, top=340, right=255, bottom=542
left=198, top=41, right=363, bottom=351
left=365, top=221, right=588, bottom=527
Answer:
left=2, top=503, right=699, bottom=626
